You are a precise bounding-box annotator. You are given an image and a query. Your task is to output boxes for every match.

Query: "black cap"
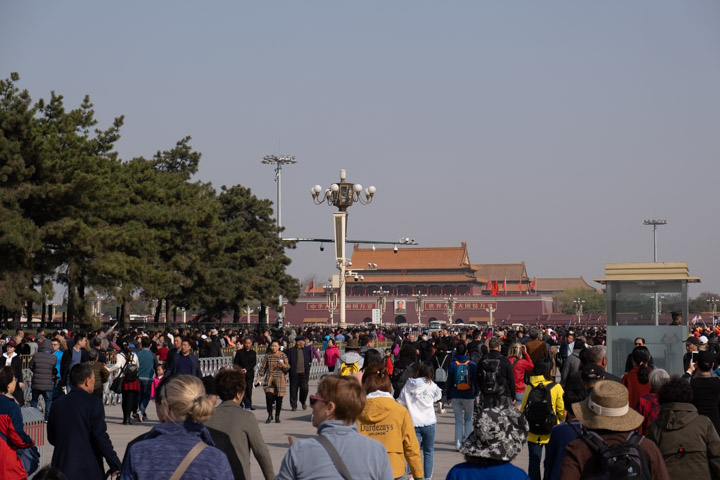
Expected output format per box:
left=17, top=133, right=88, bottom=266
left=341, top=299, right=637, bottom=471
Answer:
left=684, top=336, right=700, bottom=345
left=581, top=364, right=605, bottom=381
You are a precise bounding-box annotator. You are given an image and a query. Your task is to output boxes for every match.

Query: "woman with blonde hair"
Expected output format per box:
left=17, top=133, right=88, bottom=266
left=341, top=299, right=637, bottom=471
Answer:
left=508, top=343, right=534, bottom=403
left=121, top=375, right=233, bottom=480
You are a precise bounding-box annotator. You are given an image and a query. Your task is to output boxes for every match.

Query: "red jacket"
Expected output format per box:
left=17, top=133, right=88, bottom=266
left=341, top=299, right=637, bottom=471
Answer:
left=508, top=352, right=534, bottom=394
left=0, top=396, right=33, bottom=479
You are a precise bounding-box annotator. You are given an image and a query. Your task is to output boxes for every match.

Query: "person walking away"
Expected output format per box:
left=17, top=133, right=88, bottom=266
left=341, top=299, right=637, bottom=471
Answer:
left=29, top=338, right=57, bottom=421
left=48, top=363, right=121, bottom=479
left=276, top=375, right=393, bottom=480
left=136, top=336, right=158, bottom=422
left=287, top=335, right=313, bottom=411
left=430, top=341, right=451, bottom=412
left=0, top=366, right=36, bottom=479
left=688, top=350, right=720, bottom=436
left=358, top=364, right=423, bottom=480
left=542, top=386, right=586, bottom=480
left=507, top=343, right=534, bottom=403
left=558, top=380, right=669, bottom=480
left=621, top=346, right=653, bottom=411
left=233, top=337, right=257, bottom=410
left=647, top=375, right=720, bottom=479
left=520, top=360, right=564, bottom=480
left=636, top=368, right=670, bottom=435
left=446, top=405, right=530, bottom=480
left=255, top=340, right=290, bottom=423
left=87, top=349, right=109, bottom=399
left=477, top=337, right=515, bottom=408
left=446, top=342, right=478, bottom=450
left=397, top=361, right=441, bottom=480
left=205, top=368, right=274, bottom=480
left=392, top=343, right=419, bottom=399
left=524, top=329, right=549, bottom=366
left=121, top=375, right=234, bottom=480
left=110, top=342, right=141, bottom=424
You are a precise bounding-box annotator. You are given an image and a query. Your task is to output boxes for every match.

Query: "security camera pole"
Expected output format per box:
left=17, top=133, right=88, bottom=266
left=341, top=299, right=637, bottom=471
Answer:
left=312, top=169, right=376, bottom=328
left=262, top=154, right=296, bottom=327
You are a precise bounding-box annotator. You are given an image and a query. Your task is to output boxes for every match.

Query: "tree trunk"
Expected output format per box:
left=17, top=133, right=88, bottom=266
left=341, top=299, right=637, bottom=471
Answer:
left=173, top=307, right=177, bottom=323
left=122, top=298, right=130, bottom=327
left=233, top=303, right=240, bottom=324
left=26, top=299, right=33, bottom=324
left=164, top=299, right=170, bottom=323
left=41, top=302, right=46, bottom=328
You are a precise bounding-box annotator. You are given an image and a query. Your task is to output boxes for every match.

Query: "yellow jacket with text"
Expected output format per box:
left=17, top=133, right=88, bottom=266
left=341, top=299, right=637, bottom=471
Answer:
left=357, top=391, right=423, bottom=479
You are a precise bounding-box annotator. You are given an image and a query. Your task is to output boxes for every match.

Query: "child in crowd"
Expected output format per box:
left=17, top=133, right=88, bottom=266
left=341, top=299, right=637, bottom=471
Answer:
left=150, top=364, right=165, bottom=400
left=384, top=348, right=394, bottom=375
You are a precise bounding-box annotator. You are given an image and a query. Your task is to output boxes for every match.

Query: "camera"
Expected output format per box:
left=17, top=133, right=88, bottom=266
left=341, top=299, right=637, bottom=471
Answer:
left=393, top=245, right=398, bottom=254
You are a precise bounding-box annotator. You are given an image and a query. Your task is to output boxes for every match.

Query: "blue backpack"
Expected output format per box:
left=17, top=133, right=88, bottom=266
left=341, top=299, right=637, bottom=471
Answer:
left=454, top=360, right=471, bottom=391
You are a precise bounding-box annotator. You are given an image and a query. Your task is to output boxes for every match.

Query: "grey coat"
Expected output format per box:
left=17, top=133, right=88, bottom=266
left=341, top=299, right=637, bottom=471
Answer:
left=276, top=420, right=393, bottom=480
left=204, top=401, right=274, bottom=480
left=647, top=402, right=720, bottom=480
left=29, top=339, right=57, bottom=392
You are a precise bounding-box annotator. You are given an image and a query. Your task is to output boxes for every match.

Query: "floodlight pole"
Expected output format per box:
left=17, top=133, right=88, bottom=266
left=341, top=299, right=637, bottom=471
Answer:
left=262, top=155, right=297, bottom=326
left=644, top=219, right=667, bottom=324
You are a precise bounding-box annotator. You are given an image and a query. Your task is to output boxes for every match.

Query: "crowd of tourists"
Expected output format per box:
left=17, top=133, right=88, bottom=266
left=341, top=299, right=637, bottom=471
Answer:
left=2, top=322, right=720, bottom=479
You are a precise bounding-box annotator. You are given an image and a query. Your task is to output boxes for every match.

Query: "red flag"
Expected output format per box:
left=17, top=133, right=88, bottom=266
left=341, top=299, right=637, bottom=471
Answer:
left=503, top=278, right=507, bottom=293
left=308, top=281, right=314, bottom=291
left=491, top=281, right=499, bottom=296
left=486, top=278, right=492, bottom=292
left=529, top=277, right=536, bottom=291
left=518, top=279, right=523, bottom=292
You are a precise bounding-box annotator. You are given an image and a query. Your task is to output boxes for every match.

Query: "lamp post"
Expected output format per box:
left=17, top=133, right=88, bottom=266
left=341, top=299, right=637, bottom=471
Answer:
left=485, top=304, right=496, bottom=329
left=709, top=297, right=718, bottom=326
left=263, top=154, right=296, bottom=326
left=445, top=296, right=457, bottom=324
left=374, top=289, right=389, bottom=326
left=312, top=169, right=376, bottom=328
left=324, top=285, right=339, bottom=326
left=413, top=293, right=426, bottom=327
left=574, top=298, right=585, bottom=325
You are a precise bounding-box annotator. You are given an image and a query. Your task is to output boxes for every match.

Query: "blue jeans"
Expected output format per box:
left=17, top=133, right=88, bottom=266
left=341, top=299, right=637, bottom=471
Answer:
left=415, top=424, right=435, bottom=479
left=452, top=398, right=474, bottom=448
left=528, top=441, right=544, bottom=480
left=138, top=379, right=152, bottom=417
left=515, top=391, right=525, bottom=403
left=30, top=390, right=52, bottom=421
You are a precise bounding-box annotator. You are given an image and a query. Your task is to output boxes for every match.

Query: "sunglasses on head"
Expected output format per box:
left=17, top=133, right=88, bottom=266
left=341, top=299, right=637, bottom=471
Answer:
left=309, top=395, right=326, bottom=406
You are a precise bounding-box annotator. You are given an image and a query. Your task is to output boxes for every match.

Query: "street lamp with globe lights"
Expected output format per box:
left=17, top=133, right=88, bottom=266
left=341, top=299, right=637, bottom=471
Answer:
left=311, top=169, right=376, bottom=328
left=413, top=293, right=426, bottom=327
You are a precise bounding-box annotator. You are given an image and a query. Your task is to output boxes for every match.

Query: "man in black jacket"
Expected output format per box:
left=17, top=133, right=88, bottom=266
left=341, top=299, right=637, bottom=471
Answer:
left=476, top=337, right=516, bottom=408
left=233, top=337, right=257, bottom=410
left=286, top=336, right=313, bottom=411
left=48, top=363, right=121, bottom=479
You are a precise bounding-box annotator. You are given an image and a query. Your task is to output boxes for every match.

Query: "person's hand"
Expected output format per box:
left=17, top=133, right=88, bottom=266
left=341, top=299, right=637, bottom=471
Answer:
left=241, top=368, right=247, bottom=374
left=687, top=361, right=696, bottom=375
left=287, top=435, right=295, bottom=446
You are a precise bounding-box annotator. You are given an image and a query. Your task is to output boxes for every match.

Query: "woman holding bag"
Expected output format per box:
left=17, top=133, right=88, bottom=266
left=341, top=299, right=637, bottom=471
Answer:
left=110, top=342, right=140, bottom=425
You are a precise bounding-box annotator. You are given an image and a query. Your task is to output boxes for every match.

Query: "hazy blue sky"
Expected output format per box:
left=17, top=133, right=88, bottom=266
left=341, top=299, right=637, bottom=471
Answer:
left=3, top=2, right=719, bottom=297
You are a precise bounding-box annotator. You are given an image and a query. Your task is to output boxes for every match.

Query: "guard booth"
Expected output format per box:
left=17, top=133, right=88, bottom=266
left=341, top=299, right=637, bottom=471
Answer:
left=594, top=262, right=700, bottom=377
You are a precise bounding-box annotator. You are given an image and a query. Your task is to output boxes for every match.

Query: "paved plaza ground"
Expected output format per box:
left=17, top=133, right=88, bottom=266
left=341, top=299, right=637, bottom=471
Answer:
left=37, top=378, right=533, bottom=479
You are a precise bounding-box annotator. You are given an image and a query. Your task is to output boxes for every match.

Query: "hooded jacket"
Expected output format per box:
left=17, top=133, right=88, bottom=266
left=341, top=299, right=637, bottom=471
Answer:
left=520, top=375, right=564, bottom=444
left=397, top=378, right=442, bottom=427
left=29, top=339, right=57, bottom=392
left=647, top=402, right=720, bottom=480
left=357, top=392, right=423, bottom=479
left=335, top=350, right=364, bottom=371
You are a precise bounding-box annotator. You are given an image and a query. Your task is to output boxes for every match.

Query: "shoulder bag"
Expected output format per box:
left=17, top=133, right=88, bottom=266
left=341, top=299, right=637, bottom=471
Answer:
left=169, top=441, right=207, bottom=480
left=315, top=434, right=353, bottom=480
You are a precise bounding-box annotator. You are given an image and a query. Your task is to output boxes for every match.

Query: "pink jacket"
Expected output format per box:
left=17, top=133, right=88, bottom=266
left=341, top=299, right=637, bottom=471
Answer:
left=324, top=345, right=340, bottom=367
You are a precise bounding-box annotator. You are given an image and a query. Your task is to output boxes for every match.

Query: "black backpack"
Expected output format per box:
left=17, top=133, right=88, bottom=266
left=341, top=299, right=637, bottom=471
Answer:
left=581, top=430, right=650, bottom=480
left=479, top=357, right=504, bottom=396
left=123, top=354, right=139, bottom=381
left=523, top=381, right=557, bottom=434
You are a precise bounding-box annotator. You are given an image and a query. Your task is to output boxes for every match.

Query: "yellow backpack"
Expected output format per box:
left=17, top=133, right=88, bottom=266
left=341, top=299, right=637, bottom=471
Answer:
left=340, top=362, right=360, bottom=376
